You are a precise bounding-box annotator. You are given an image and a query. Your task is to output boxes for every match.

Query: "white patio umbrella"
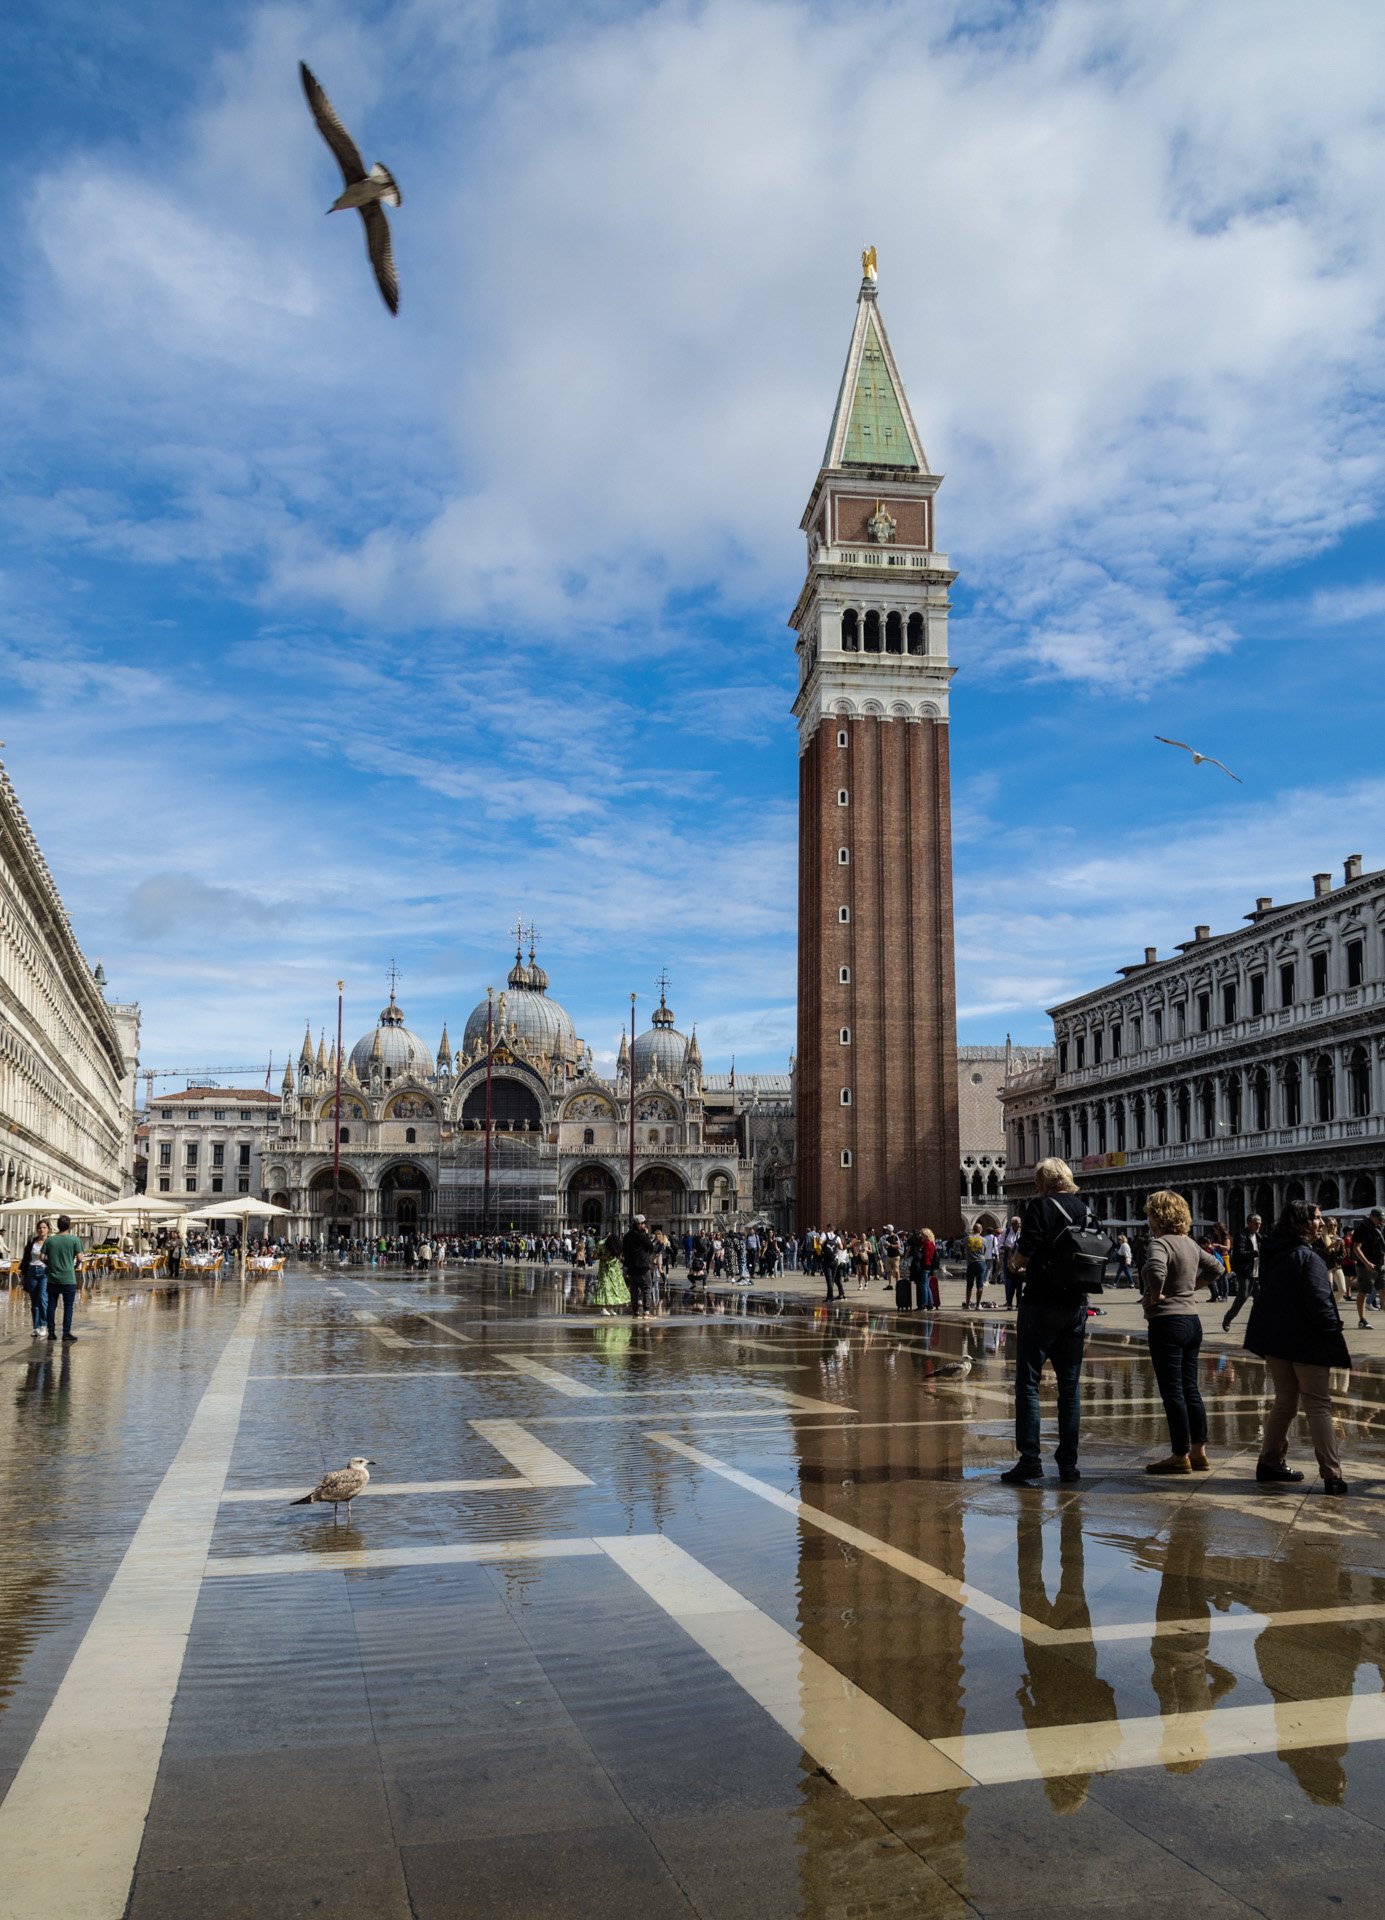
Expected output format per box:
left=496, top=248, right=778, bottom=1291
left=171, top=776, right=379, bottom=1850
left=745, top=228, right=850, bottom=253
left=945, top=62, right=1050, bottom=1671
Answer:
left=98, top=1194, right=190, bottom=1220
left=0, top=1184, right=107, bottom=1218
left=196, top=1195, right=293, bottom=1283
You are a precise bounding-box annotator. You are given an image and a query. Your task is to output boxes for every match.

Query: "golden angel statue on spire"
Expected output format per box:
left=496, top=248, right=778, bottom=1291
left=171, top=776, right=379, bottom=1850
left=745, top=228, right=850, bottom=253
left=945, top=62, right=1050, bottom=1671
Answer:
left=862, top=245, right=878, bottom=282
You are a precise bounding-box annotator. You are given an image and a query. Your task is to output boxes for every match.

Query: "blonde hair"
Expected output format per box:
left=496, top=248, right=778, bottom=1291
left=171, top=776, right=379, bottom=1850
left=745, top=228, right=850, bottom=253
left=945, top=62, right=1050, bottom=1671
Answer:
left=1146, top=1189, right=1192, bottom=1236
left=1034, top=1157, right=1077, bottom=1195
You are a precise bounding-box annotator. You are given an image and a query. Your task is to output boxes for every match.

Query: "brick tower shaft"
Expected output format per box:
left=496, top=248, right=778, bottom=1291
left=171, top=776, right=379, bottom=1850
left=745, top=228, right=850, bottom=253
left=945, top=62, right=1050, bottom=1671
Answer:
left=792, top=260, right=961, bottom=1237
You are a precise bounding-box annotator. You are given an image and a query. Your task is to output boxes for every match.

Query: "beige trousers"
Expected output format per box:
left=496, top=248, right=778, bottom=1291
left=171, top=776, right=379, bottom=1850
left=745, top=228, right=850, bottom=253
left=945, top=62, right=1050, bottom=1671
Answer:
left=1260, top=1357, right=1342, bottom=1479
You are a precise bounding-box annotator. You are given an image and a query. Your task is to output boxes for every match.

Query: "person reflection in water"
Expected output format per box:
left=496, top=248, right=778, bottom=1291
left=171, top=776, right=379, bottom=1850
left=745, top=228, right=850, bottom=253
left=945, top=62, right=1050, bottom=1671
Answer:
left=1015, top=1503, right=1120, bottom=1811
left=1255, top=1619, right=1364, bottom=1806
left=1150, top=1508, right=1237, bottom=1773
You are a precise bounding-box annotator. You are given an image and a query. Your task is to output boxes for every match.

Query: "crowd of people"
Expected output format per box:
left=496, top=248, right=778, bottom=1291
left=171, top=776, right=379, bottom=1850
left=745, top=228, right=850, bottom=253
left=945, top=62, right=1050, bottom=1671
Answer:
left=12, top=1180, right=1376, bottom=1501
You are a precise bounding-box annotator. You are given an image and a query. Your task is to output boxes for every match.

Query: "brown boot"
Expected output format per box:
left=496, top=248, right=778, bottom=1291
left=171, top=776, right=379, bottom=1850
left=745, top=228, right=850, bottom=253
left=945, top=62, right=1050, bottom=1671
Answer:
left=1146, top=1455, right=1193, bottom=1475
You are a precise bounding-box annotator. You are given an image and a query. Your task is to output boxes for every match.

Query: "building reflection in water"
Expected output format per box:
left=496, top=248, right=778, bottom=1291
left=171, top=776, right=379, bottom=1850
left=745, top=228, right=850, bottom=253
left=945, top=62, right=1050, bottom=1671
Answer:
left=787, top=1327, right=969, bottom=1900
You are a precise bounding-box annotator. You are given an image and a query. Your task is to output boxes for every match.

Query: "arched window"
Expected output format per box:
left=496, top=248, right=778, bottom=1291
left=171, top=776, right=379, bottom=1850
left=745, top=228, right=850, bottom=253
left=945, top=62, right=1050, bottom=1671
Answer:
left=583, top=1127, right=595, bottom=1146
left=1154, top=1090, right=1168, bottom=1146
left=971, top=1170, right=984, bottom=1201
left=1350, top=1045, right=1371, bottom=1117
left=648, top=1129, right=659, bottom=1146
left=906, top=612, right=925, bottom=655
left=863, top=610, right=881, bottom=652
left=1313, top=1055, right=1335, bottom=1123
left=1318, top=1178, right=1340, bottom=1210
left=339, top=1128, right=350, bottom=1144
left=1176, top=1086, right=1191, bottom=1143
left=1283, top=1061, right=1301, bottom=1127
left=986, top=1170, right=1000, bottom=1197
left=1253, top=1068, right=1269, bottom=1131
left=1133, top=1094, right=1146, bottom=1148
left=959, top=1168, right=968, bottom=1197
left=885, top=611, right=903, bottom=653
left=1226, top=1076, right=1242, bottom=1135
left=840, top=609, right=859, bottom=651
left=1199, top=1080, right=1215, bottom=1138
left=1115, top=1104, right=1126, bottom=1151
left=405, top=1126, right=416, bottom=1144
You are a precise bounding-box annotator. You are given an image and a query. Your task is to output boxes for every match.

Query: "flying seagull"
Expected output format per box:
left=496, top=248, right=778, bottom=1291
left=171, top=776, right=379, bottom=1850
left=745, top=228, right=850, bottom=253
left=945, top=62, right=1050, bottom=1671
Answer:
left=290, top=1456, right=376, bottom=1521
left=299, top=62, right=400, bottom=314
left=1154, top=736, right=1242, bottom=783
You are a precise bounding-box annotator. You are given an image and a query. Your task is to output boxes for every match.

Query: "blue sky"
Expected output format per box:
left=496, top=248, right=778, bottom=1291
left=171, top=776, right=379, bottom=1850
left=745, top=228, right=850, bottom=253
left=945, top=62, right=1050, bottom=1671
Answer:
left=4, top=0, right=1384, bottom=1085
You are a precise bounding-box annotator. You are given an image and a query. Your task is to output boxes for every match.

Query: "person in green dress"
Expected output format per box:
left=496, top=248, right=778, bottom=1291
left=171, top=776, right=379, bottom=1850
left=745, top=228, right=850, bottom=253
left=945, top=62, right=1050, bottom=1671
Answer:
left=590, top=1231, right=630, bottom=1316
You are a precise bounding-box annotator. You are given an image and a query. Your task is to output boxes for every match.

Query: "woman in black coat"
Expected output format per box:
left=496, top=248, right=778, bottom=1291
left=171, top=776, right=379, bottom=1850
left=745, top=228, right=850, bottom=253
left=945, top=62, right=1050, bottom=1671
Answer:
left=1244, top=1200, right=1349, bottom=1494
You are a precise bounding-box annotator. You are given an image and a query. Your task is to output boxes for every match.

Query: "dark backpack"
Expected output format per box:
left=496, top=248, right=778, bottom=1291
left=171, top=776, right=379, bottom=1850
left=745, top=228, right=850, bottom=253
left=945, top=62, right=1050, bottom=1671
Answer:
left=1044, top=1198, right=1108, bottom=1294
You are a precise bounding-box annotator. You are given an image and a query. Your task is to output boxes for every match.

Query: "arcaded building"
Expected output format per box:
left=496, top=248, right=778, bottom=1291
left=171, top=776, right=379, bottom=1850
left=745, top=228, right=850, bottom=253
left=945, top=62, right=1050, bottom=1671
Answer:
left=1001, top=857, right=1385, bottom=1231
left=792, top=256, right=961, bottom=1235
left=0, top=757, right=140, bottom=1217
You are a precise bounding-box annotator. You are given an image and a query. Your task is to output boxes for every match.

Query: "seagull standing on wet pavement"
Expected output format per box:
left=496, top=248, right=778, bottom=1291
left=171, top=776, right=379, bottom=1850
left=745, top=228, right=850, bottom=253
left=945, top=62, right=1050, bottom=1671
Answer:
left=299, top=61, right=401, bottom=314
left=290, top=1456, right=376, bottom=1521
left=1154, top=736, right=1242, bottom=783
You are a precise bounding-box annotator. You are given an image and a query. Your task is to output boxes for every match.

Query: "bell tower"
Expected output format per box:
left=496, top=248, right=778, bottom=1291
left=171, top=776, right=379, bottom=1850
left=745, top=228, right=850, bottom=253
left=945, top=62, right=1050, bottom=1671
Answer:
left=792, top=254, right=961, bottom=1235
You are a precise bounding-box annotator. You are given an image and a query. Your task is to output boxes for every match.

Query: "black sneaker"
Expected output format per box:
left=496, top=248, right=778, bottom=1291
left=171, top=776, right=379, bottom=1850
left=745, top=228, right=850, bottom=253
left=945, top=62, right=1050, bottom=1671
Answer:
left=1001, top=1461, right=1045, bottom=1485
left=1059, top=1467, right=1082, bottom=1483
left=1256, top=1463, right=1304, bottom=1485
left=1322, top=1476, right=1350, bottom=1496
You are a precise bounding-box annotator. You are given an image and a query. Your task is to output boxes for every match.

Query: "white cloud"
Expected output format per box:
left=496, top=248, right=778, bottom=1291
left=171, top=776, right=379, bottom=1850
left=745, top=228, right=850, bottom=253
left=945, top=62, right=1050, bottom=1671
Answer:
left=9, top=0, right=1385, bottom=689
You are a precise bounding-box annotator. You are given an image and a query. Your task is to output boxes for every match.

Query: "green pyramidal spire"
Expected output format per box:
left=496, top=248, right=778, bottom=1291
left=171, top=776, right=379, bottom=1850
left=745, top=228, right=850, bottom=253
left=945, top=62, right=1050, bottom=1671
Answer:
left=822, top=268, right=928, bottom=473
left=841, top=315, right=916, bottom=467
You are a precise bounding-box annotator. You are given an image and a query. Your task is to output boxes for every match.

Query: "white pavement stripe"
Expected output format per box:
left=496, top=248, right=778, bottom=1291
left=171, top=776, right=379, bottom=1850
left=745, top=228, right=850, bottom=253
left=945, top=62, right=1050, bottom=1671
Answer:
left=207, top=1536, right=601, bottom=1578
left=0, top=1288, right=268, bottom=1920
left=403, top=1312, right=475, bottom=1344
left=645, top=1433, right=1045, bottom=1640
left=498, top=1354, right=603, bottom=1397
left=249, top=1371, right=516, bottom=1381
left=933, top=1692, right=1385, bottom=1786
left=348, top=1310, right=411, bottom=1350
left=222, top=1477, right=538, bottom=1502
left=649, top=1433, right=1385, bottom=1648
left=470, top=1420, right=592, bottom=1486
left=594, top=1535, right=971, bottom=1797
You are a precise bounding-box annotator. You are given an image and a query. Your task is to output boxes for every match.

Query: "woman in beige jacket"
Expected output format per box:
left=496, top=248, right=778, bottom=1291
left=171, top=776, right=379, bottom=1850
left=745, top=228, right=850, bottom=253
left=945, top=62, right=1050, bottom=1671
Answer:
left=1142, top=1191, right=1225, bottom=1474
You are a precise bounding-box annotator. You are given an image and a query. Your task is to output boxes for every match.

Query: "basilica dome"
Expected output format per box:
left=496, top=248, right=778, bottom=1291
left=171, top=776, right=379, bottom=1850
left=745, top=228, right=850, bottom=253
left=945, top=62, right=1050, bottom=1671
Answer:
left=633, top=988, right=686, bottom=1084
left=462, top=944, right=579, bottom=1064
left=348, top=991, right=436, bottom=1080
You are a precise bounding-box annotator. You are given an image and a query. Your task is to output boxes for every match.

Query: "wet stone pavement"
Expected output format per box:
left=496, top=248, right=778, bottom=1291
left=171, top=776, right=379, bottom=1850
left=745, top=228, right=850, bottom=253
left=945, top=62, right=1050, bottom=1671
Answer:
left=4, top=1269, right=1385, bottom=1915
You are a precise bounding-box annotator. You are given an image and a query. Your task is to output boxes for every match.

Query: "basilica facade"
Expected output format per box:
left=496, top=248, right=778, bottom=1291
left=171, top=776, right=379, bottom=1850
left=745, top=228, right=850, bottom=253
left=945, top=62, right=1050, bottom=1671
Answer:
left=262, top=945, right=755, bottom=1241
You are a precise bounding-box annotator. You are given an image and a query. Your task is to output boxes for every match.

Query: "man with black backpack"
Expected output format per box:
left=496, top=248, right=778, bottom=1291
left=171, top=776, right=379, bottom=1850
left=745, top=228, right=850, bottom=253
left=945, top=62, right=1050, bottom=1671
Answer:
left=1001, top=1158, right=1105, bottom=1485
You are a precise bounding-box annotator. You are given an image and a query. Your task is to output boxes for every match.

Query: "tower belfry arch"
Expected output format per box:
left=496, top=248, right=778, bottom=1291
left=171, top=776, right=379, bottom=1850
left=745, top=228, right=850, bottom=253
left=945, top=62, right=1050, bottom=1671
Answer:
left=791, top=256, right=961, bottom=1234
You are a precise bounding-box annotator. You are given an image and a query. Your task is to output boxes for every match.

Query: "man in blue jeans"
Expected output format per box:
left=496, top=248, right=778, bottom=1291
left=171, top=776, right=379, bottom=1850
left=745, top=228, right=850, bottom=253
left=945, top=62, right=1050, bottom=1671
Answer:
left=1002, top=1160, right=1096, bottom=1485
left=43, top=1213, right=84, bottom=1342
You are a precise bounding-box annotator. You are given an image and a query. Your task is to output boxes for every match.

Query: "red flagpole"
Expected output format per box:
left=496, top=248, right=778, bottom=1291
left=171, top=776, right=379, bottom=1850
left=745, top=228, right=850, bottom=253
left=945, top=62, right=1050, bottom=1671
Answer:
left=628, top=992, right=636, bottom=1227
left=332, top=980, right=344, bottom=1239
left=483, top=986, right=494, bottom=1234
